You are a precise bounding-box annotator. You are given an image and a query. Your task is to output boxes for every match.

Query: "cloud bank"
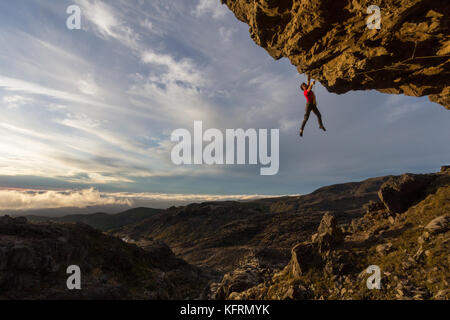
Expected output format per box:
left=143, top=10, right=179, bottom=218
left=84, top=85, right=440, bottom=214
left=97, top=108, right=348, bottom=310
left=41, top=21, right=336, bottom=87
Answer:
left=0, top=188, right=131, bottom=211
left=0, top=188, right=283, bottom=212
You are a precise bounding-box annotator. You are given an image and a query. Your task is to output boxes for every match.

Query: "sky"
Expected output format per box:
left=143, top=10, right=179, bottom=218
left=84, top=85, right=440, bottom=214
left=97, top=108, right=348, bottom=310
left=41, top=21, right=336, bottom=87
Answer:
left=0, top=0, right=449, bottom=213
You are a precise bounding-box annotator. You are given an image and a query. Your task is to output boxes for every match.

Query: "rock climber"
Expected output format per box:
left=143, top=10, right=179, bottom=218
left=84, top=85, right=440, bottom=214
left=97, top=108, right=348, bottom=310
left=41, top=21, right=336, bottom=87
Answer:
left=299, top=75, right=326, bottom=137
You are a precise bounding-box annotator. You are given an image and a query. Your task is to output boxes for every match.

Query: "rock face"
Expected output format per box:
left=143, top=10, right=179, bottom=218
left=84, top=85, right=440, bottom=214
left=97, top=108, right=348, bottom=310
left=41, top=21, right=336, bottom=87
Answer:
left=222, top=0, right=450, bottom=108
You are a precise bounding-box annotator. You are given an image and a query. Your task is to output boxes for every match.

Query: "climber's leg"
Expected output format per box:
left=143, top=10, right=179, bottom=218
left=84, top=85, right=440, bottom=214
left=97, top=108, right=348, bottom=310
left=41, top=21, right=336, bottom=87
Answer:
left=312, top=104, right=326, bottom=131
left=300, top=104, right=313, bottom=136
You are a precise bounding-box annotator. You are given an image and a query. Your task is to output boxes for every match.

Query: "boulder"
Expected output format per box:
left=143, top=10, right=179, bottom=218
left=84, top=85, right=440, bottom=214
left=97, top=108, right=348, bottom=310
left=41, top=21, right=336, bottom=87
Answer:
left=290, top=212, right=345, bottom=278
left=213, top=265, right=266, bottom=299
left=378, top=174, right=435, bottom=214
left=315, top=212, right=344, bottom=253
left=290, top=242, right=320, bottom=278
left=212, top=254, right=273, bottom=299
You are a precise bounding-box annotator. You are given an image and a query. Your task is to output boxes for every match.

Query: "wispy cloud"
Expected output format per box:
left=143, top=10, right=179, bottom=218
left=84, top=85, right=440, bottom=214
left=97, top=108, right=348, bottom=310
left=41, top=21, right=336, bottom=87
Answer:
left=193, top=0, right=228, bottom=19
left=141, top=50, right=205, bottom=87
left=75, top=0, right=140, bottom=50
left=0, top=76, right=112, bottom=111
left=219, top=26, right=236, bottom=43
left=77, top=74, right=100, bottom=96
left=2, top=94, right=33, bottom=108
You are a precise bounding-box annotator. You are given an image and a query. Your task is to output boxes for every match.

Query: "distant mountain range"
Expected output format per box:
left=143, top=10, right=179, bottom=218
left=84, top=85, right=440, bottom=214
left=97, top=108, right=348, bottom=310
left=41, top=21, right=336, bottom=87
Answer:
left=26, top=207, right=163, bottom=231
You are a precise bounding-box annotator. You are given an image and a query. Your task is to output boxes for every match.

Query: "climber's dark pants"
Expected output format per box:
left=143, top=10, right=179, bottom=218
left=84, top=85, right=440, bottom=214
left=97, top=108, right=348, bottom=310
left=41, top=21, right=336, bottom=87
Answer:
left=301, top=102, right=324, bottom=131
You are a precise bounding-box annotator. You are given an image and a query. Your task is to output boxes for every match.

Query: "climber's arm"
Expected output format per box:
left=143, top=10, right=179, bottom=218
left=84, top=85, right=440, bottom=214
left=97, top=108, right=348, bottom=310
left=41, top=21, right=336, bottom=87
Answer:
left=307, top=74, right=311, bottom=86
left=307, top=80, right=316, bottom=92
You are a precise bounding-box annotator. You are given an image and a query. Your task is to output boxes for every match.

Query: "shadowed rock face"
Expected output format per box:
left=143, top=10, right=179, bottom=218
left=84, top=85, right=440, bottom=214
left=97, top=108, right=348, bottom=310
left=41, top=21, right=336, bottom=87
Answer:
left=222, top=0, right=450, bottom=108
left=0, top=217, right=208, bottom=300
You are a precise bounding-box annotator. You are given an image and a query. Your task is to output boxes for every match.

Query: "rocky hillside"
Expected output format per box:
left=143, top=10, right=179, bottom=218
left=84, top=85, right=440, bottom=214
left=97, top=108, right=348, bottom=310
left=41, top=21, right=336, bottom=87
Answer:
left=112, top=176, right=389, bottom=273
left=207, top=167, right=450, bottom=300
left=0, top=217, right=208, bottom=299
left=2, top=167, right=448, bottom=300
left=221, top=0, right=450, bottom=108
